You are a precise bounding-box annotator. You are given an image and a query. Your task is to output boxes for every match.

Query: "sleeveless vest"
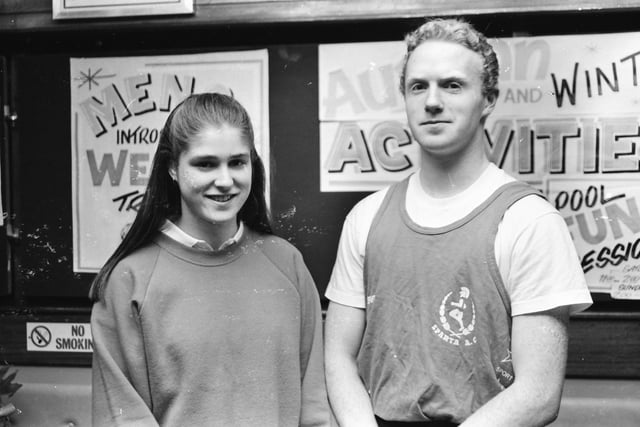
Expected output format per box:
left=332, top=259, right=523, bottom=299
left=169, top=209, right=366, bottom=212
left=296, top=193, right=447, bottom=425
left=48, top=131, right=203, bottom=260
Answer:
left=358, top=178, right=540, bottom=423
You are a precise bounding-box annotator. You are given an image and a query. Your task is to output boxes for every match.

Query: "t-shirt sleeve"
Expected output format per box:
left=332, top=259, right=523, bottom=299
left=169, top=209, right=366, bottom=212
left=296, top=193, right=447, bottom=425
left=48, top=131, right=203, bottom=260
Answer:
left=324, top=190, right=387, bottom=308
left=325, top=209, right=367, bottom=308
left=91, top=263, right=158, bottom=426
left=502, top=197, right=593, bottom=316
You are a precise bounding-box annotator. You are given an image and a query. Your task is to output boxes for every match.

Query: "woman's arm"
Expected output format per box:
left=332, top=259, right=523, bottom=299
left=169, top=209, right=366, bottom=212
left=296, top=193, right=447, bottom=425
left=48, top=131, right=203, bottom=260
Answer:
left=297, top=255, right=332, bottom=427
left=91, top=267, right=158, bottom=427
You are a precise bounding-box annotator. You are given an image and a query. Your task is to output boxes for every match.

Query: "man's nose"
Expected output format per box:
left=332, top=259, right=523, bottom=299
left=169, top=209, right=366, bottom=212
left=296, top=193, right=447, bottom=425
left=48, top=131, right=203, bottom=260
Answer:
left=424, top=88, right=443, bottom=114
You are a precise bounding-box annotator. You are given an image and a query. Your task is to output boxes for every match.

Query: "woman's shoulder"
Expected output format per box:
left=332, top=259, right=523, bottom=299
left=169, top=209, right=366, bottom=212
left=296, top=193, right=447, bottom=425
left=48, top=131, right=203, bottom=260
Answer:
left=246, top=230, right=309, bottom=279
left=249, top=230, right=302, bottom=259
left=114, top=239, right=162, bottom=268
left=107, top=240, right=163, bottom=293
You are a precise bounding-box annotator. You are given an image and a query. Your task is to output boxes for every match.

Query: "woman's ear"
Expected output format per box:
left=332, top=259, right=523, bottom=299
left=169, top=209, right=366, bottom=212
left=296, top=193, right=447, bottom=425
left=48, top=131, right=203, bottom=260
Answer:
left=169, top=166, right=178, bottom=182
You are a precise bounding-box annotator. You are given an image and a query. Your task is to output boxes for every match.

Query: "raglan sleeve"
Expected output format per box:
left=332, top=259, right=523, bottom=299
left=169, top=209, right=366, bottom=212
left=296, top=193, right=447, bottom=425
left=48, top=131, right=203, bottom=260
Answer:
left=294, top=251, right=332, bottom=427
left=90, top=263, right=158, bottom=427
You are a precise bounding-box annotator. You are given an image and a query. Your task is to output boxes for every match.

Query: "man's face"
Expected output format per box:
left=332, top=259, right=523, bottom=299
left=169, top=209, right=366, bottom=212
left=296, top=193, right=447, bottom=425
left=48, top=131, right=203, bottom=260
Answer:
left=403, top=40, right=495, bottom=160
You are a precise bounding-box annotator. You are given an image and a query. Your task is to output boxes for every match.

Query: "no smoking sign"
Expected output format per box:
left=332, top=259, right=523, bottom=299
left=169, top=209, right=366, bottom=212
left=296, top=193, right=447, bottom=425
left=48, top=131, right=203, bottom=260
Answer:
left=26, top=322, right=93, bottom=353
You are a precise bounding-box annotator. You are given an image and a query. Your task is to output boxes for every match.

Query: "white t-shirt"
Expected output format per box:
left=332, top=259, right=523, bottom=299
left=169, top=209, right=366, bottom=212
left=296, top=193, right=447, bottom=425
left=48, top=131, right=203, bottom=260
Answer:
left=325, top=163, right=592, bottom=316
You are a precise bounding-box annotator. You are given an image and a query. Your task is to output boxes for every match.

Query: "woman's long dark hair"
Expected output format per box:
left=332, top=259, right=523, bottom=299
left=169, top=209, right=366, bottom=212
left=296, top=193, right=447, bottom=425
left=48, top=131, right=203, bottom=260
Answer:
left=89, top=93, right=272, bottom=301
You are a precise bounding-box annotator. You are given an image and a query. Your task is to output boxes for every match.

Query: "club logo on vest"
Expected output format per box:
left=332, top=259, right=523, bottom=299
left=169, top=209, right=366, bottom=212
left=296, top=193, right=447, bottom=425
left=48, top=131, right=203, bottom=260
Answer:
left=431, top=287, right=477, bottom=346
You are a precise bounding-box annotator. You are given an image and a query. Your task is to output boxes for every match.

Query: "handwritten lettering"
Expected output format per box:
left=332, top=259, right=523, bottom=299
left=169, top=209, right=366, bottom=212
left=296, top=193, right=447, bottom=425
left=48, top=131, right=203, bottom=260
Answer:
left=555, top=185, right=625, bottom=212
left=550, top=50, right=640, bottom=107
left=79, top=73, right=198, bottom=138
left=564, top=196, right=640, bottom=245
left=325, top=117, right=640, bottom=177
left=324, top=121, right=414, bottom=174
left=502, top=88, right=543, bottom=104
left=117, top=126, right=160, bottom=145
left=581, top=236, right=640, bottom=273
left=86, top=150, right=151, bottom=186
left=492, top=39, right=551, bottom=82
left=485, top=117, right=640, bottom=174
left=112, top=190, right=144, bottom=212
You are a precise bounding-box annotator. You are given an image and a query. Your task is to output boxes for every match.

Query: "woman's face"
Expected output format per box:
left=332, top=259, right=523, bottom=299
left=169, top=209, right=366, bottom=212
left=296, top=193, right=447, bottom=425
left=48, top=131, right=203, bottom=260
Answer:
left=170, top=125, right=252, bottom=242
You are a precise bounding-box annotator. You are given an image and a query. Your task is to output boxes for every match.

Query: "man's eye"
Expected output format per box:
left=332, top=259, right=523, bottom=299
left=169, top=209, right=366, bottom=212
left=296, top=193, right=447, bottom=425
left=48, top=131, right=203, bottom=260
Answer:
left=446, top=82, right=462, bottom=91
left=409, top=83, right=425, bottom=93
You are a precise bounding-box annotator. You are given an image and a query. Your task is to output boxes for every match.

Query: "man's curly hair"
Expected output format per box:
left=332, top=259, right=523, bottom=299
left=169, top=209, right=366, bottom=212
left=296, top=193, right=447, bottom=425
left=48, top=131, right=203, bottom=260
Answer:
left=399, top=18, right=499, bottom=101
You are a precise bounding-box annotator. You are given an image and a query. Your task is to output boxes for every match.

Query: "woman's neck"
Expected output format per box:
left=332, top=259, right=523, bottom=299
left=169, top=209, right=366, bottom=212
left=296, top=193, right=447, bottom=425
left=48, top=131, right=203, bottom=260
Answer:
left=175, top=216, right=239, bottom=249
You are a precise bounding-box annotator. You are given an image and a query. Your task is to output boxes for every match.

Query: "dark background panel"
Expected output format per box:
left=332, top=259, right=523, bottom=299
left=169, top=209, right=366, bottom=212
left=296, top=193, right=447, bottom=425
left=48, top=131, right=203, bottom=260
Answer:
left=9, top=42, right=368, bottom=301
left=1, top=9, right=640, bottom=373
left=10, top=12, right=640, bottom=303
left=0, top=55, right=9, bottom=297
left=268, top=43, right=368, bottom=295
left=13, top=54, right=92, bottom=299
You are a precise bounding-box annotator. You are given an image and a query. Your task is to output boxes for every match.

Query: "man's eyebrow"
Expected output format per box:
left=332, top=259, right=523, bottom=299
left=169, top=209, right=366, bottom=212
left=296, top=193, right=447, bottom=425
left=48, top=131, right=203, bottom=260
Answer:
left=440, top=76, right=467, bottom=83
left=406, top=77, right=427, bottom=84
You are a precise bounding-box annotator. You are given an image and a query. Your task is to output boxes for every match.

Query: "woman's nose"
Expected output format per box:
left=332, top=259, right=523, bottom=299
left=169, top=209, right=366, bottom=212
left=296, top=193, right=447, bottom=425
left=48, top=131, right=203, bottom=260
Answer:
left=214, top=167, right=233, bottom=188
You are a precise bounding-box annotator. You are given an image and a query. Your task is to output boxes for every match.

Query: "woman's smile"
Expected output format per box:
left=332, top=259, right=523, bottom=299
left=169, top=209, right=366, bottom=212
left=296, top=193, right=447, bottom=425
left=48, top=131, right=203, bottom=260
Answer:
left=206, top=194, right=237, bottom=203
left=171, top=125, right=253, bottom=243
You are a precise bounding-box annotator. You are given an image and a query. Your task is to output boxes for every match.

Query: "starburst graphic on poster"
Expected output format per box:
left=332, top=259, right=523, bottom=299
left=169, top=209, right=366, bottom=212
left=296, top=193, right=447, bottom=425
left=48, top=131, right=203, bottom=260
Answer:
left=74, top=68, right=116, bottom=91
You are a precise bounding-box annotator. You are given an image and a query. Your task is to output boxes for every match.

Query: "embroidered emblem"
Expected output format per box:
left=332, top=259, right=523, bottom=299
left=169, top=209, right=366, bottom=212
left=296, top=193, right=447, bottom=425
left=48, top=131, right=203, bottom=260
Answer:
left=431, top=287, right=477, bottom=346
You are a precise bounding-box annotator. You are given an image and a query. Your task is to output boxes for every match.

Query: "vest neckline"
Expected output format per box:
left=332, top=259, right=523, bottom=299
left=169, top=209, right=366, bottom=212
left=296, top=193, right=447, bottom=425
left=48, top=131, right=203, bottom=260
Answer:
left=398, top=180, right=528, bottom=235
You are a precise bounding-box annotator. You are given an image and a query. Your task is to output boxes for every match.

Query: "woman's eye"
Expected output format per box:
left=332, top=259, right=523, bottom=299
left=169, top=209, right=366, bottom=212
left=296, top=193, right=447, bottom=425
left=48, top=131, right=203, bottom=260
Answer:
left=195, top=161, right=216, bottom=169
left=230, top=159, right=248, bottom=168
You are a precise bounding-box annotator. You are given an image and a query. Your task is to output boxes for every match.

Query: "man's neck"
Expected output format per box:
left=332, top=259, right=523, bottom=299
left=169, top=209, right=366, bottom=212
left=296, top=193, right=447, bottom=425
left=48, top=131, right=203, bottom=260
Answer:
left=418, top=149, right=490, bottom=198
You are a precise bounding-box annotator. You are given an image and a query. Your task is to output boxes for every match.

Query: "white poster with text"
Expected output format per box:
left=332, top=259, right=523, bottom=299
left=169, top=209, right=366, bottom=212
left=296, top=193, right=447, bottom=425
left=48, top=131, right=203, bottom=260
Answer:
left=319, top=32, right=640, bottom=294
left=71, top=50, right=269, bottom=272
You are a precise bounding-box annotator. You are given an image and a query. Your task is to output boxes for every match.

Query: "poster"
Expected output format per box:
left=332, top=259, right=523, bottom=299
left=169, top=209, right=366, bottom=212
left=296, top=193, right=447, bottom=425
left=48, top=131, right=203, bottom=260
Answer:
left=319, top=32, right=640, bottom=295
left=71, top=50, right=269, bottom=272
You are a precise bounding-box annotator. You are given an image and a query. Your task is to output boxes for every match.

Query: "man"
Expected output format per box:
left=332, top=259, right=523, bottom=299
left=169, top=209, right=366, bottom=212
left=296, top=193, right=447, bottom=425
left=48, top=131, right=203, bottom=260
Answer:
left=324, top=18, right=592, bottom=427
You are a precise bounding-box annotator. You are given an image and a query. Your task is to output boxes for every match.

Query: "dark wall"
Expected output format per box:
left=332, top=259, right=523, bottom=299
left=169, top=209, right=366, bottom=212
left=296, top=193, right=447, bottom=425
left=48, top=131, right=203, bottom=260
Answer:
left=1, top=11, right=639, bottom=372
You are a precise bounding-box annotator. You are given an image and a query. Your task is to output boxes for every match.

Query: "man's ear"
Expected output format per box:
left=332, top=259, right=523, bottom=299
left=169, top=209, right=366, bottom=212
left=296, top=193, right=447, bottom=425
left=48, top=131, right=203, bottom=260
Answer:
left=482, top=90, right=498, bottom=117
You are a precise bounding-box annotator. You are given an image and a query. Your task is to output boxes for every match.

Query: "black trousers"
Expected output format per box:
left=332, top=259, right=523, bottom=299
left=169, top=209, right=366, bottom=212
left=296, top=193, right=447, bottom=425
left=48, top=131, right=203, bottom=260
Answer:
left=375, top=416, right=458, bottom=427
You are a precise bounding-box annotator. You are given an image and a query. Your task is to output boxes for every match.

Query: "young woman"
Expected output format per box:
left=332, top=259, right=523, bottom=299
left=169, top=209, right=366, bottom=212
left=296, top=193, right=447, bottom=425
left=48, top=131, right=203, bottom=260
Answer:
left=90, top=93, right=329, bottom=427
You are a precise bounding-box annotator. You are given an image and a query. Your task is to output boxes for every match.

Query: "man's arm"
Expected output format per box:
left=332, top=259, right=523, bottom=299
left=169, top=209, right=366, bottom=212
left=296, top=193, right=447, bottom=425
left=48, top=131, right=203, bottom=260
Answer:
left=461, top=305, right=569, bottom=427
left=324, top=301, right=378, bottom=427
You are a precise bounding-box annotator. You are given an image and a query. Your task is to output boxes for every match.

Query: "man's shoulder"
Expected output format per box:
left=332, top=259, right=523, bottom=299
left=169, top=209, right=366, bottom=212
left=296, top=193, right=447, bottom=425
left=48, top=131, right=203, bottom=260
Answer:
left=347, top=185, right=391, bottom=222
left=485, top=163, right=517, bottom=188
left=487, top=164, right=557, bottom=219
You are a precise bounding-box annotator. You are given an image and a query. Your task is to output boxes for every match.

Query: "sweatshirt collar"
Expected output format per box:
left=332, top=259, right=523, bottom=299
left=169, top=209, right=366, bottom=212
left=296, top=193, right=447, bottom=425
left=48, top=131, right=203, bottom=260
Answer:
left=160, top=220, right=244, bottom=251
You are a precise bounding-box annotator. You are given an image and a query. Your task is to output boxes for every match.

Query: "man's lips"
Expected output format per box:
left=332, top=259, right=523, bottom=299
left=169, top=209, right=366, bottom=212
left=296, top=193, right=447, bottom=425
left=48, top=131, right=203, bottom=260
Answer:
left=422, top=120, right=450, bottom=125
